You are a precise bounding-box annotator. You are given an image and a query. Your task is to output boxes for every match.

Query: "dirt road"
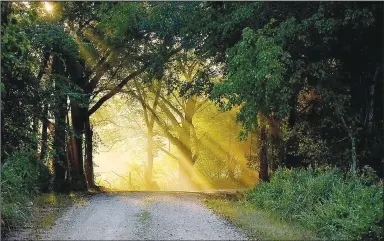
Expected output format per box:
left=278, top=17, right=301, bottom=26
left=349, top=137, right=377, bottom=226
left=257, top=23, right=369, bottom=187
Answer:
left=37, top=192, right=247, bottom=240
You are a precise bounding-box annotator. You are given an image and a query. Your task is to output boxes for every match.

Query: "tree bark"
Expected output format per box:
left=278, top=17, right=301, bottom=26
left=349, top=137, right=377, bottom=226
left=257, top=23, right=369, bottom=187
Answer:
left=85, top=114, right=95, bottom=188
left=259, top=124, right=269, bottom=182
left=268, top=115, right=282, bottom=172
left=32, top=117, right=39, bottom=153
left=69, top=100, right=87, bottom=190
left=285, top=91, right=300, bottom=168
left=368, top=66, right=380, bottom=131
left=40, top=104, right=49, bottom=160
left=52, top=56, right=68, bottom=192
left=65, top=58, right=88, bottom=191
left=146, top=125, right=154, bottom=184
left=179, top=98, right=195, bottom=184
left=227, top=117, right=235, bottom=180
left=340, top=115, right=358, bottom=175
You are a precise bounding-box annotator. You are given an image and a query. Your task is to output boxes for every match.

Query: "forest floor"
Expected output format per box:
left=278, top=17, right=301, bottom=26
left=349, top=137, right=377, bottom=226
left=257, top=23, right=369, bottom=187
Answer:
left=4, top=192, right=247, bottom=240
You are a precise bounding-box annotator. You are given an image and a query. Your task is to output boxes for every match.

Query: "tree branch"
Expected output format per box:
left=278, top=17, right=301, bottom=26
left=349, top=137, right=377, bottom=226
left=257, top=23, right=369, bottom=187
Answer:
left=88, top=65, right=147, bottom=116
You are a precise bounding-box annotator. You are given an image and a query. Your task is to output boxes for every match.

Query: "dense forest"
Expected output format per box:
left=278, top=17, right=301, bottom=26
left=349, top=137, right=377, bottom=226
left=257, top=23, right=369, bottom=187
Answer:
left=1, top=2, right=383, bottom=239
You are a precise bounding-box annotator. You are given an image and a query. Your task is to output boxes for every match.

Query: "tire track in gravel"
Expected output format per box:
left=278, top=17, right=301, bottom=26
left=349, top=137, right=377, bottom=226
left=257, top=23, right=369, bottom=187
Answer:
left=39, top=192, right=247, bottom=240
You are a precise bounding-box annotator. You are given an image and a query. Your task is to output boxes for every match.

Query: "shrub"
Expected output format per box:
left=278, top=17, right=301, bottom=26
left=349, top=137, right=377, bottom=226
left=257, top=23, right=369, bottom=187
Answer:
left=1, top=148, right=51, bottom=230
left=246, top=167, right=383, bottom=240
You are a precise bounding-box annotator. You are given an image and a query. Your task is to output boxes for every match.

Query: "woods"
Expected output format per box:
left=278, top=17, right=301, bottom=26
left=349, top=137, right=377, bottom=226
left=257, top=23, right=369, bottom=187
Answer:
left=1, top=2, right=383, bottom=239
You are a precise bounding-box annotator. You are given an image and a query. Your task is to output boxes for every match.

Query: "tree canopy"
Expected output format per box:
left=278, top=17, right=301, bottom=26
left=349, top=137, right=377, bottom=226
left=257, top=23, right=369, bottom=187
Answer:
left=1, top=0, right=383, bottom=197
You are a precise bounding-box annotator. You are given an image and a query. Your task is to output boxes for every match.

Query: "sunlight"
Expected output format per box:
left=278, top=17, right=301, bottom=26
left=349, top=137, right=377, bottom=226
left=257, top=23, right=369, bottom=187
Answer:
left=83, top=28, right=111, bottom=52
left=90, top=94, right=257, bottom=192
left=4, top=3, right=382, bottom=239
left=44, top=2, right=53, bottom=13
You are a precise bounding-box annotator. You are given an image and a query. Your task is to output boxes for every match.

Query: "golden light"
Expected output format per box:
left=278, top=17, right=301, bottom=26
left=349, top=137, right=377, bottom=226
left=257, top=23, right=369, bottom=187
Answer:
left=44, top=2, right=53, bottom=13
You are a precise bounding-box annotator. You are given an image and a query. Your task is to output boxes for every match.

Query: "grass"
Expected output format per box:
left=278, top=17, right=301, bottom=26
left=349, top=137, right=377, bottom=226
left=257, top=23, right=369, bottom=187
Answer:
left=9, top=192, right=90, bottom=240
left=33, top=192, right=87, bottom=228
left=246, top=168, right=383, bottom=240
left=203, top=197, right=319, bottom=240
left=39, top=213, right=57, bottom=228
left=138, top=210, right=151, bottom=223
left=137, top=195, right=153, bottom=224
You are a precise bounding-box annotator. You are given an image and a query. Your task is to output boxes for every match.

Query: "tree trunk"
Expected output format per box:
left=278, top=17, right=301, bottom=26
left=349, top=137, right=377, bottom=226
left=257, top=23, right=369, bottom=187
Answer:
left=52, top=56, right=68, bottom=193
left=285, top=85, right=301, bottom=168
left=368, top=66, right=380, bottom=132
left=259, top=124, right=269, bottom=182
left=69, top=99, right=87, bottom=191
left=32, top=117, right=39, bottom=153
left=178, top=98, right=195, bottom=186
left=227, top=149, right=235, bottom=180
left=351, top=135, right=357, bottom=174
left=268, top=115, right=282, bottom=172
left=85, top=114, right=95, bottom=189
left=227, top=117, right=235, bottom=180
left=146, top=125, right=154, bottom=184
left=40, top=104, right=49, bottom=160
left=339, top=115, right=358, bottom=175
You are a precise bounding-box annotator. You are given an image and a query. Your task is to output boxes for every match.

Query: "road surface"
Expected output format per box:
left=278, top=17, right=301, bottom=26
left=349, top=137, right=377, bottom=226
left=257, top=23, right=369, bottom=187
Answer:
left=38, top=192, right=247, bottom=240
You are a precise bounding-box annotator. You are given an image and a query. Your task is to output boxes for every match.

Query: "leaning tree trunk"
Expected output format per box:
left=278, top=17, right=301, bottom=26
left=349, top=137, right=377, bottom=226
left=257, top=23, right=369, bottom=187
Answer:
left=178, top=98, right=196, bottom=188
left=176, top=123, right=195, bottom=190
left=259, top=124, right=269, bottom=182
left=85, top=114, right=95, bottom=189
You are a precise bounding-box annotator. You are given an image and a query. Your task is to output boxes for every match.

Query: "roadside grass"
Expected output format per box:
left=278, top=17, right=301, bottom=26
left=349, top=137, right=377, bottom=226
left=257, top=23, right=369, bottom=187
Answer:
left=3, top=192, right=90, bottom=240
left=203, top=197, right=319, bottom=240
left=33, top=192, right=88, bottom=228
left=246, top=168, right=383, bottom=240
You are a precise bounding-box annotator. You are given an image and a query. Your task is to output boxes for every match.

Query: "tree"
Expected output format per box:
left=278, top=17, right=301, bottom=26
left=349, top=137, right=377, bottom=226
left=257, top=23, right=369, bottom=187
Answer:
left=210, top=2, right=383, bottom=178
left=211, top=24, right=292, bottom=181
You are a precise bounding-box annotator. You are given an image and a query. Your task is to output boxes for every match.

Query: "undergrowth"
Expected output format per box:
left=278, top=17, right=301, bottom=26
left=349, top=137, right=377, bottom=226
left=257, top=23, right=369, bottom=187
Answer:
left=1, top=148, right=51, bottom=231
left=204, top=198, right=318, bottom=240
left=246, top=167, right=383, bottom=240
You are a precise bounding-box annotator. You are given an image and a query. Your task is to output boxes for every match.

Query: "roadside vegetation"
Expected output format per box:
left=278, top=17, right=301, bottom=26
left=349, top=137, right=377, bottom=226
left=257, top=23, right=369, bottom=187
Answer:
left=204, top=197, right=318, bottom=240
left=0, top=148, right=89, bottom=237
left=1, top=148, right=51, bottom=231
left=1, top=2, right=383, bottom=238
left=2, top=189, right=88, bottom=239
left=205, top=167, right=383, bottom=240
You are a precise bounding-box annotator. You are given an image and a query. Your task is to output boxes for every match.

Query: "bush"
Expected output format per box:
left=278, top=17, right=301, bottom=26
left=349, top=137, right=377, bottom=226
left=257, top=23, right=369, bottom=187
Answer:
left=246, top=167, right=383, bottom=240
left=1, top=148, right=51, bottom=230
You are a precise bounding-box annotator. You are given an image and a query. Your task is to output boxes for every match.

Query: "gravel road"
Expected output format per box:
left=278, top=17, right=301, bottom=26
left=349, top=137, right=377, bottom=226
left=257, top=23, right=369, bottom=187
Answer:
left=39, top=192, right=247, bottom=240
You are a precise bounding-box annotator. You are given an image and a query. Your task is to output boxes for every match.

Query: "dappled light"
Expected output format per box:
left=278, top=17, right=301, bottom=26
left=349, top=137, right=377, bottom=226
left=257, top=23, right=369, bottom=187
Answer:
left=91, top=95, right=257, bottom=192
left=2, top=2, right=383, bottom=240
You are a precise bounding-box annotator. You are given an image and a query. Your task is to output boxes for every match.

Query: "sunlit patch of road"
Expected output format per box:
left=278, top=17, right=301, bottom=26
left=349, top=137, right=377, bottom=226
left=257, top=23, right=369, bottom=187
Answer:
left=39, top=192, right=247, bottom=240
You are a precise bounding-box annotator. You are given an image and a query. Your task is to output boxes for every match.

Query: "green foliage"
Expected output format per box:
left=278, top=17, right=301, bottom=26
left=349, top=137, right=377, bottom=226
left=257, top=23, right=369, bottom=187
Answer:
left=1, top=2, right=383, bottom=235
left=1, top=148, right=51, bottom=229
left=212, top=22, right=294, bottom=135
left=30, top=22, right=79, bottom=57
left=246, top=168, right=384, bottom=239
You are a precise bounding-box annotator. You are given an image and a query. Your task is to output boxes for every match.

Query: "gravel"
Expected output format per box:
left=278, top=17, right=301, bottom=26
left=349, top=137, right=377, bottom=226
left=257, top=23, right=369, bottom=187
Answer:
left=40, top=192, right=248, bottom=240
